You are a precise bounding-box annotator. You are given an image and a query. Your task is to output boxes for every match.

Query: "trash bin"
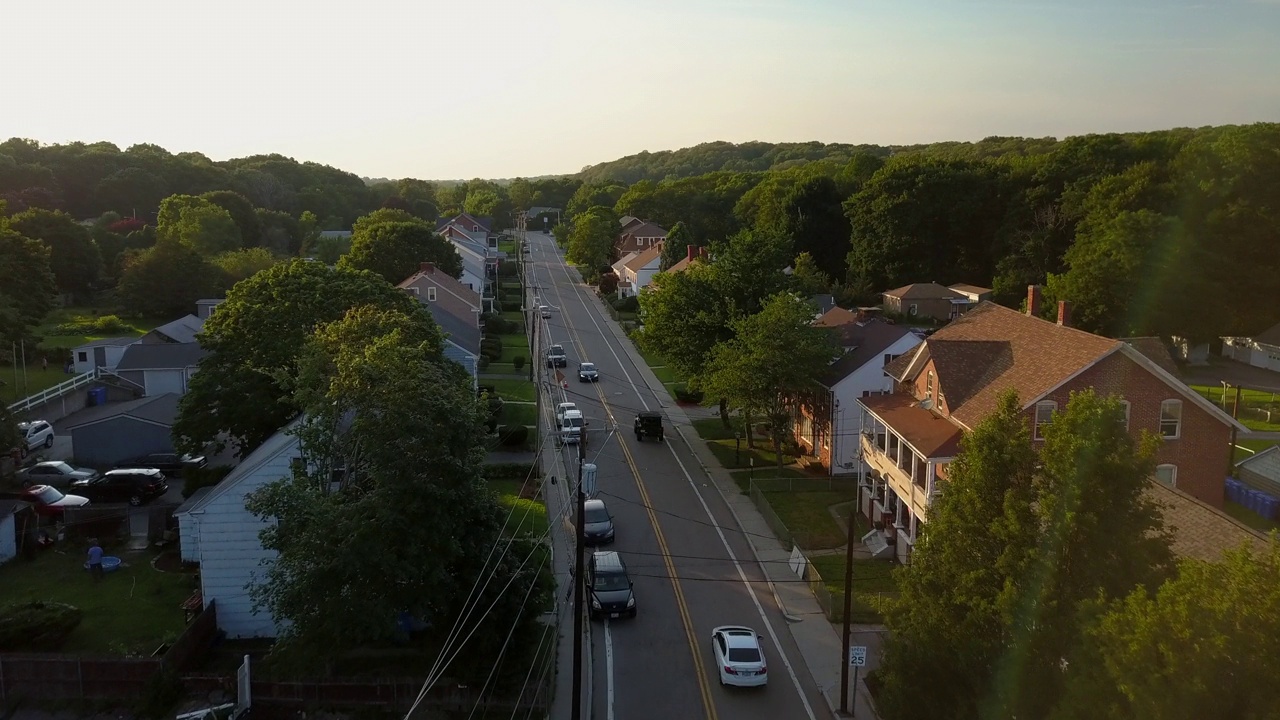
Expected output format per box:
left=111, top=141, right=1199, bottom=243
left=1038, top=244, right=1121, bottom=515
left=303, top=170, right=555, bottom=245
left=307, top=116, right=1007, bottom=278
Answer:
left=87, top=386, right=107, bottom=406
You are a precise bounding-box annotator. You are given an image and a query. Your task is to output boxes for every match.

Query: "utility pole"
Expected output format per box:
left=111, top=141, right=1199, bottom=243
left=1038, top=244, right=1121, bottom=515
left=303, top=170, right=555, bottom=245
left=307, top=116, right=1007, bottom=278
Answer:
left=570, top=432, right=587, bottom=720
left=839, top=506, right=857, bottom=715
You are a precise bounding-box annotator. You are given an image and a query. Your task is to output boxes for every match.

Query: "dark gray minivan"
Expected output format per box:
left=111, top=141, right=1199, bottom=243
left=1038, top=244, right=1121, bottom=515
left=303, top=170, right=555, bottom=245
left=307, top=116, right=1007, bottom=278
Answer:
left=588, top=551, right=636, bottom=620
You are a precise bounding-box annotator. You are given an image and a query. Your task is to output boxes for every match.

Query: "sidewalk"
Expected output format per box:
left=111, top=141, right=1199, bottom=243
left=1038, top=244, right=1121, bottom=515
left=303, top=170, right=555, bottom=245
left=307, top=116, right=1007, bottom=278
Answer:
left=594, top=300, right=883, bottom=719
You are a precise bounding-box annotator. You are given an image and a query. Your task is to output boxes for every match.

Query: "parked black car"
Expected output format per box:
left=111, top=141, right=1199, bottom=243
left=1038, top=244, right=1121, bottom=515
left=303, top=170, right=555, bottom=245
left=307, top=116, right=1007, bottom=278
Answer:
left=71, top=468, right=169, bottom=506
left=112, top=452, right=206, bottom=475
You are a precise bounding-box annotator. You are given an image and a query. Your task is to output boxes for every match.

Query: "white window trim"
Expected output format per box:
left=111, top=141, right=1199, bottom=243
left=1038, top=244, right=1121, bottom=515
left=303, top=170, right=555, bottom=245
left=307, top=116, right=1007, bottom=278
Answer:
left=1034, top=400, right=1056, bottom=440
left=908, top=303, right=918, bottom=316
left=1155, top=464, right=1177, bottom=487
left=1119, top=400, right=1131, bottom=430
left=427, top=287, right=437, bottom=302
left=1160, top=399, right=1182, bottom=440
left=925, top=371, right=934, bottom=404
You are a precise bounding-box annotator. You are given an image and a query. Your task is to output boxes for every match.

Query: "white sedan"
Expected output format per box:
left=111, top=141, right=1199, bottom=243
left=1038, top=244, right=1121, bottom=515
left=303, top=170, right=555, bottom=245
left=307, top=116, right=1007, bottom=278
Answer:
left=711, top=626, right=768, bottom=687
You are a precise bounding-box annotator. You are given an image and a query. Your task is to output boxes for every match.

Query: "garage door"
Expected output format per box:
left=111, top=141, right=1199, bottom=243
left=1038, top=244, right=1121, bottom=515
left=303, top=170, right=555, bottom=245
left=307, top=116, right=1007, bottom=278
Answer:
left=144, top=370, right=186, bottom=395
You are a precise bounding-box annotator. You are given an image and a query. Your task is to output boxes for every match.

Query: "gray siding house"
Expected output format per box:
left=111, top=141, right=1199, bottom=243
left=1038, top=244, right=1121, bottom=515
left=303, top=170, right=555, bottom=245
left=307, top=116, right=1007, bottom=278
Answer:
left=116, top=343, right=207, bottom=396
left=64, top=393, right=181, bottom=467
left=70, top=337, right=136, bottom=375
left=397, top=263, right=483, bottom=388
left=177, top=420, right=302, bottom=639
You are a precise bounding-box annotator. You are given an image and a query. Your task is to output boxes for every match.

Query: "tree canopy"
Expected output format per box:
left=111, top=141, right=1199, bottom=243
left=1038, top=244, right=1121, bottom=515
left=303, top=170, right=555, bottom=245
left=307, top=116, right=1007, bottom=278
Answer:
left=338, top=218, right=462, bottom=283
left=565, top=205, right=618, bottom=273
left=7, top=208, right=101, bottom=298
left=115, top=239, right=227, bottom=319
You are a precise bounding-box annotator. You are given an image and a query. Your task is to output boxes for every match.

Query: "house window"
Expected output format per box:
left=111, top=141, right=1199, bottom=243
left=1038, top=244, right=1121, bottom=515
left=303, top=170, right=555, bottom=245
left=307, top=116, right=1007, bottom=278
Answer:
left=925, top=372, right=934, bottom=405
left=77, top=351, right=88, bottom=362
left=1160, top=400, right=1182, bottom=439
left=290, top=456, right=306, bottom=475
left=908, top=304, right=918, bottom=316
left=427, top=287, right=437, bottom=302
left=883, top=353, right=899, bottom=366
left=1034, top=401, right=1057, bottom=440
left=1119, top=400, right=1131, bottom=430
left=1155, top=464, right=1177, bottom=487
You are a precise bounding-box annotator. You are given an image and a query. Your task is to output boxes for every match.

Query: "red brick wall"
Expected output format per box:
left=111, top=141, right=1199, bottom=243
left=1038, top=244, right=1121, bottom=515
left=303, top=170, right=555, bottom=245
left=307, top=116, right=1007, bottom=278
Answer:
left=793, top=403, right=833, bottom=469
left=1034, top=352, right=1231, bottom=507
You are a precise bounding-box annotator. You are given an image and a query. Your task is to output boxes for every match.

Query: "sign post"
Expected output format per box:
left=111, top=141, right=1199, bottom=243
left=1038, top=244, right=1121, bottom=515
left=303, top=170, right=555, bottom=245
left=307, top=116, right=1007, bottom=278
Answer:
left=848, top=645, right=867, bottom=717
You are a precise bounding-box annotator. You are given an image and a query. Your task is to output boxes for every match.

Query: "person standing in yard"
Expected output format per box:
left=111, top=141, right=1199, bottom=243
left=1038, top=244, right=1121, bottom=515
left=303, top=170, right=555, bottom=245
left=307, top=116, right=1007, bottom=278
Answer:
left=87, top=539, right=104, bottom=583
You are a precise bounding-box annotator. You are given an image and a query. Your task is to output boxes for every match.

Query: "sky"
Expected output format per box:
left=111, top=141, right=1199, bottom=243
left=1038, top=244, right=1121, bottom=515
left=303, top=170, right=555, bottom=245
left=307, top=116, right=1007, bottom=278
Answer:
left=4, top=0, right=1279, bottom=180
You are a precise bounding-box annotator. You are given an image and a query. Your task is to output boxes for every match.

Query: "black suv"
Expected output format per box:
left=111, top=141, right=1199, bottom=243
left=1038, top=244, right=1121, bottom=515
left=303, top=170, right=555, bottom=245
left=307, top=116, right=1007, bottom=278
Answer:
left=71, top=468, right=169, bottom=506
left=113, top=452, right=207, bottom=476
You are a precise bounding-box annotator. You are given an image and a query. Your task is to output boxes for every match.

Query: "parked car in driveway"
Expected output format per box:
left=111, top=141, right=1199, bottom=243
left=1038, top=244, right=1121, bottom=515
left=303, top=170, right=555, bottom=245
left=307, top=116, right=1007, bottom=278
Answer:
left=112, top=452, right=207, bottom=475
left=711, top=626, right=768, bottom=687
left=8, top=484, right=90, bottom=518
left=17, top=420, right=54, bottom=456
left=71, top=468, right=169, bottom=506
left=16, top=461, right=99, bottom=489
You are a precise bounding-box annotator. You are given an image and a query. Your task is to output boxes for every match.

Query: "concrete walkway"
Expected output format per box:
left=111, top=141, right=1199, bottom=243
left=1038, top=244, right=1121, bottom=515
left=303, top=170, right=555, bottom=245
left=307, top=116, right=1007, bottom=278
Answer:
left=595, top=298, right=884, bottom=719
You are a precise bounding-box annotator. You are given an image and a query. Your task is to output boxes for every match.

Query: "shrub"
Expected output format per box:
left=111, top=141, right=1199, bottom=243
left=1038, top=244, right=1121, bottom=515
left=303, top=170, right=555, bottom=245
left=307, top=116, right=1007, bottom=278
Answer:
left=499, top=424, right=529, bottom=447
left=478, top=355, right=490, bottom=371
left=614, top=295, right=639, bottom=313
left=0, top=601, right=83, bottom=651
left=674, top=385, right=705, bottom=404
left=498, top=262, right=519, bottom=278
left=599, top=273, right=619, bottom=296
left=482, top=462, right=541, bottom=480
left=483, top=315, right=512, bottom=334
left=481, top=337, right=503, bottom=361
left=183, top=465, right=234, bottom=499
left=51, top=314, right=133, bottom=336
left=513, top=356, right=525, bottom=371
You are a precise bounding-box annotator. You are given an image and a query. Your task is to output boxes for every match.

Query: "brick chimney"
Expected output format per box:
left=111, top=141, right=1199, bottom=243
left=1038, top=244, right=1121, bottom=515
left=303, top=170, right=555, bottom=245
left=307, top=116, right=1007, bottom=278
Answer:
left=420, top=262, right=434, bottom=273
left=687, top=245, right=696, bottom=262
left=1057, top=300, right=1072, bottom=327
left=1027, top=285, right=1042, bottom=317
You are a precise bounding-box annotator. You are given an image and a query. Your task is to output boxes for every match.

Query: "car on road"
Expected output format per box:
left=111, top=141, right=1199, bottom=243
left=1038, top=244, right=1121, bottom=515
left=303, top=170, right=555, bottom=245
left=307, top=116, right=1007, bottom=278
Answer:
left=540, top=305, right=552, bottom=319
left=17, top=420, right=55, bottom=456
left=634, top=412, right=664, bottom=442
left=8, top=484, right=90, bottom=518
left=71, top=468, right=170, bottom=506
left=588, top=551, right=635, bottom=620
left=583, top=498, right=614, bottom=545
left=578, top=362, right=599, bottom=383
left=711, top=626, right=768, bottom=687
left=545, top=344, right=567, bottom=368
left=112, top=452, right=207, bottom=476
left=16, top=461, right=99, bottom=489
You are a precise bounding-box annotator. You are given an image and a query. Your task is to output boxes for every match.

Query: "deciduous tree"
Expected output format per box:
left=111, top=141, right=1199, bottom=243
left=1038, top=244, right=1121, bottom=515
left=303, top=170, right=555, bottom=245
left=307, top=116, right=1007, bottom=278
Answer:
left=202, top=190, right=262, bottom=248
left=658, top=221, right=696, bottom=271
left=8, top=208, right=102, bottom=299
left=173, top=261, right=428, bottom=457
left=115, top=239, right=227, bottom=319
left=0, top=215, right=55, bottom=342
left=699, top=293, right=836, bottom=465
left=212, top=247, right=281, bottom=284
left=339, top=220, right=462, bottom=283
left=565, top=206, right=618, bottom=273
left=156, top=194, right=242, bottom=256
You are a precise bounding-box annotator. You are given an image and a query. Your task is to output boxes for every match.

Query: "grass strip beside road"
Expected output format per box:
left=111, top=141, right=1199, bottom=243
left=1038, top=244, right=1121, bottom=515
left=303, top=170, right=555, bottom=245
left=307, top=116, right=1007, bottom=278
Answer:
left=486, top=377, right=536, bottom=402
left=809, top=554, right=900, bottom=624
left=764, top=489, right=861, bottom=550
left=491, top=479, right=550, bottom=538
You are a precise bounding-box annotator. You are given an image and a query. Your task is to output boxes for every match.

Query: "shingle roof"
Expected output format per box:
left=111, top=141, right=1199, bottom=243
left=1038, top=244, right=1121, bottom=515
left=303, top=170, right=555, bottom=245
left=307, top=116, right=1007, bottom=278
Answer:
left=183, top=416, right=304, bottom=514
left=809, top=295, right=837, bottom=315
left=425, top=302, right=480, bottom=356
left=1252, top=321, right=1280, bottom=347
left=859, top=393, right=963, bottom=458
left=1121, top=337, right=1179, bottom=376
left=947, top=283, right=992, bottom=295
left=1146, top=481, right=1271, bottom=562
left=64, top=393, right=181, bottom=430
left=116, top=342, right=207, bottom=371
left=150, top=315, right=204, bottom=344
left=914, top=302, right=1119, bottom=428
left=822, top=320, right=918, bottom=386
left=75, top=336, right=137, bottom=349
left=623, top=245, right=661, bottom=274
left=882, top=283, right=966, bottom=300
left=397, top=267, right=482, bottom=310
left=815, top=307, right=863, bottom=328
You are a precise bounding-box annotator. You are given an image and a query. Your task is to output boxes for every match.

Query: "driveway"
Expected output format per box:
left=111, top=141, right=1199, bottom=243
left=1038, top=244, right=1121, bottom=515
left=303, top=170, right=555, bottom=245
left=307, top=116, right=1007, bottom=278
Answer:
left=1181, top=357, right=1280, bottom=392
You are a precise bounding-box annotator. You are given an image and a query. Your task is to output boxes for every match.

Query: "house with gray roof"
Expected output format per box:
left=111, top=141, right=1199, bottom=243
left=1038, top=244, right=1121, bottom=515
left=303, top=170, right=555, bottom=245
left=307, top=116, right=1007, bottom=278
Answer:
left=398, top=263, right=482, bottom=388
left=1222, top=320, right=1280, bottom=373
left=793, top=308, right=924, bottom=476
left=141, top=314, right=204, bottom=344
left=115, top=342, right=207, bottom=396
left=64, top=393, right=181, bottom=466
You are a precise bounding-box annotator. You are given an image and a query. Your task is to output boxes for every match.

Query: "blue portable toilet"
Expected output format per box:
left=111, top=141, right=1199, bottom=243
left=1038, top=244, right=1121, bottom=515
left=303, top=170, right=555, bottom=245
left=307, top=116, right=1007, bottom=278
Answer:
left=1264, top=495, right=1279, bottom=521
left=1225, top=479, right=1239, bottom=504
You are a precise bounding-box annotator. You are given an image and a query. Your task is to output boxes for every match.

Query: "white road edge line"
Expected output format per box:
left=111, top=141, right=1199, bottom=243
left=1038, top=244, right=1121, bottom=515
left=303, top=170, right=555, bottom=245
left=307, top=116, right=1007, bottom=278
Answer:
left=606, top=619, right=617, bottom=720
left=552, top=248, right=818, bottom=720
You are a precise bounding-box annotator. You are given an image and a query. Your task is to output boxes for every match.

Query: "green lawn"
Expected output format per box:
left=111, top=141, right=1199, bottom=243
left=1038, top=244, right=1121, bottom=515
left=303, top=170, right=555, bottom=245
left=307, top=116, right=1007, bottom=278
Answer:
left=498, top=310, right=528, bottom=332
left=809, top=554, right=900, bottom=624
left=35, top=306, right=161, bottom=350
left=491, top=479, right=550, bottom=538
left=500, top=402, right=538, bottom=428
left=498, top=239, right=517, bottom=255
left=650, top=365, right=680, bottom=384
left=0, top=366, right=82, bottom=405
left=1190, top=385, right=1280, bottom=432
left=487, top=378, right=536, bottom=402
left=730, top=470, right=835, bottom=492
left=481, top=363, right=524, bottom=375
left=693, top=417, right=739, bottom=441
left=1233, top=439, right=1277, bottom=465
left=763, top=489, right=861, bottom=550
left=0, top=547, right=191, bottom=654
left=500, top=332, right=531, bottom=349
left=1224, top=500, right=1280, bottom=532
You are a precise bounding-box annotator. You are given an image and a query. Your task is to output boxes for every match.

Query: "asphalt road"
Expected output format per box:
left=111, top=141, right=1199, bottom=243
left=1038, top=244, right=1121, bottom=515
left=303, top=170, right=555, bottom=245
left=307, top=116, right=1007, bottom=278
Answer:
left=523, top=231, right=828, bottom=720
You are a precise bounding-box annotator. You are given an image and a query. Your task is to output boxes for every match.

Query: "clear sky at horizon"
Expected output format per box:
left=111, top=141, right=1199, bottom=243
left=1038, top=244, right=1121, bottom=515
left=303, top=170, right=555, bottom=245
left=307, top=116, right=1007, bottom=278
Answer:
left=5, top=0, right=1278, bottom=180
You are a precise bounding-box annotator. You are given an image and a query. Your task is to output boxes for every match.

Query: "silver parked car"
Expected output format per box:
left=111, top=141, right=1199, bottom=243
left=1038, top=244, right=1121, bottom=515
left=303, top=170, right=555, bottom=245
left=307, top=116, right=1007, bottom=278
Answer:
left=16, top=461, right=99, bottom=489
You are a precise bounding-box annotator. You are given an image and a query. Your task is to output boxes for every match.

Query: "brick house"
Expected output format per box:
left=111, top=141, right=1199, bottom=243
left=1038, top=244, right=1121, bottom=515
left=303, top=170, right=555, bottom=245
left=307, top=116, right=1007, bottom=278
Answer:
left=794, top=308, right=923, bottom=475
left=856, top=286, right=1246, bottom=563
left=881, top=282, right=975, bottom=322
left=615, top=219, right=667, bottom=256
